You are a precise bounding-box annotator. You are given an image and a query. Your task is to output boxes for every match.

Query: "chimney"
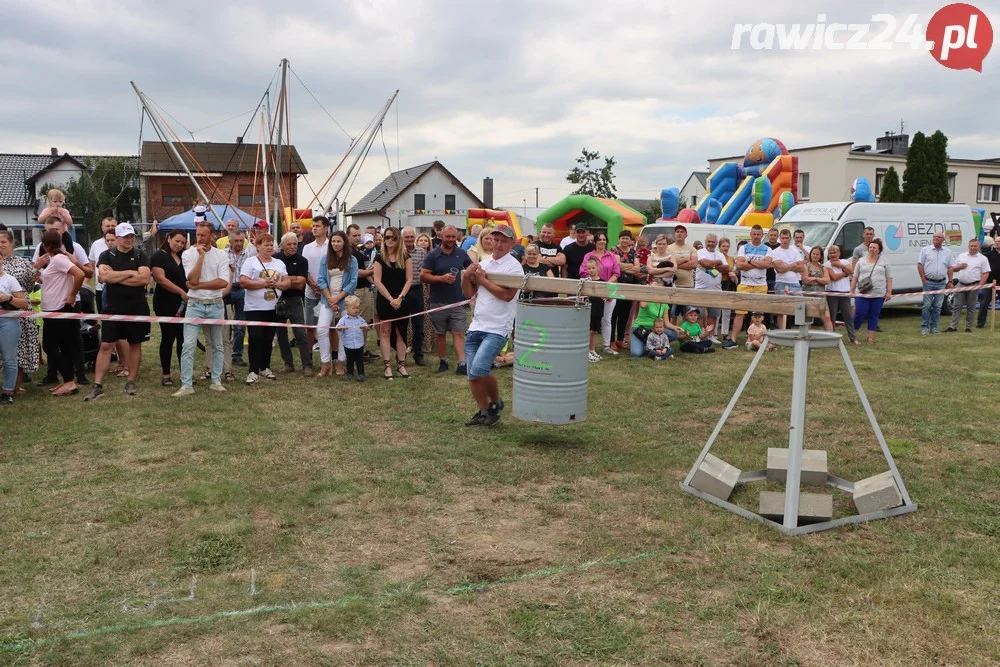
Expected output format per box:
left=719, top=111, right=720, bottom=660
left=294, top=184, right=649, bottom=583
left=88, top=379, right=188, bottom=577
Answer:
left=876, top=132, right=909, bottom=156
left=483, top=177, right=494, bottom=208
left=50, top=147, right=58, bottom=158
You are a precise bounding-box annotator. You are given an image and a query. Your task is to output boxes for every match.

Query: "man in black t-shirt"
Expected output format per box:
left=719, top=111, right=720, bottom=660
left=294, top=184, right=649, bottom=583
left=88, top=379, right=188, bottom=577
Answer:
left=420, top=225, right=472, bottom=374
left=275, top=232, right=313, bottom=375
left=535, top=223, right=566, bottom=277
left=85, top=223, right=151, bottom=401
left=560, top=222, right=596, bottom=280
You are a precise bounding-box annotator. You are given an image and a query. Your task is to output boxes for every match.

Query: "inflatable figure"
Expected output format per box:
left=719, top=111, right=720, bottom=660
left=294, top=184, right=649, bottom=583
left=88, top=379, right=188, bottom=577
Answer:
left=851, top=177, right=875, bottom=202
left=660, top=188, right=680, bottom=220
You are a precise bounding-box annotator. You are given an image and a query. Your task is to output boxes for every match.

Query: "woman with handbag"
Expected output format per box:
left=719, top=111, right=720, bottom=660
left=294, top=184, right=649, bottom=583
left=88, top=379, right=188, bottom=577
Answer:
left=850, top=239, right=892, bottom=344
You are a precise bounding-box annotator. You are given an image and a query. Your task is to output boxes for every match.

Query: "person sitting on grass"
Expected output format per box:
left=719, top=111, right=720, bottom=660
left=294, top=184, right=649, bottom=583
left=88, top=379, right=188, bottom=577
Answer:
left=678, top=306, right=715, bottom=353
left=645, top=318, right=674, bottom=360
left=746, top=312, right=775, bottom=351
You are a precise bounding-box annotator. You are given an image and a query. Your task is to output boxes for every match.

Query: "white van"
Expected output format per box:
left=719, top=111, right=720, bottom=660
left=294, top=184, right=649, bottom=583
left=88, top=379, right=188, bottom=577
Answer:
left=643, top=203, right=976, bottom=308
left=776, top=202, right=976, bottom=307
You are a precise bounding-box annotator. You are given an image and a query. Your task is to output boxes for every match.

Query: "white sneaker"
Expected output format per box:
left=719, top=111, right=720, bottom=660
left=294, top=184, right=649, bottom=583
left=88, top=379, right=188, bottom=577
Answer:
left=588, top=351, right=602, bottom=363
left=602, top=346, right=619, bottom=356
left=709, top=336, right=722, bottom=345
left=245, top=372, right=259, bottom=385
left=260, top=368, right=277, bottom=380
left=209, top=382, right=227, bottom=392
left=172, top=386, right=195, bottom=397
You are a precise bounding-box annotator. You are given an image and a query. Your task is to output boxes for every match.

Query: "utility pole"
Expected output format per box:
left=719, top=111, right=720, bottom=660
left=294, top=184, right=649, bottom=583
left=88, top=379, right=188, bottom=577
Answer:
left=535, top=187, right=539, bottom=207
left=271, top=58, right=289, bottom=234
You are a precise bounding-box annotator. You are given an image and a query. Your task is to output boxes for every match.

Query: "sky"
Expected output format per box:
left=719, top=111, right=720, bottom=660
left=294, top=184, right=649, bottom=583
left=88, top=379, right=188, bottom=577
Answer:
left=2, top=0, right=999, bottom=213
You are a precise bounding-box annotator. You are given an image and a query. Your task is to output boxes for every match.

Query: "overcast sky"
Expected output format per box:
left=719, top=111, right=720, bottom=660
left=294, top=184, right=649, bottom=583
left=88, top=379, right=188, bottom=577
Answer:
left=2, top=0, right=998, bottom=212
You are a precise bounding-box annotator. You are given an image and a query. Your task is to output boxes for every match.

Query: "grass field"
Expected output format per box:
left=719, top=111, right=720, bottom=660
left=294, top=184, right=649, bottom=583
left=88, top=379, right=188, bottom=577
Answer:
left=1, top=308, right=998, bottom=666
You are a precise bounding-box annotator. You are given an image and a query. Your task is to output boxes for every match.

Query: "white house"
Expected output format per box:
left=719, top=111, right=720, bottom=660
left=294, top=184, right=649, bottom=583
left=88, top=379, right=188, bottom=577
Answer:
left=680, top=171, right=708, bottom=208
left=346, top=161, right=484, bottom=232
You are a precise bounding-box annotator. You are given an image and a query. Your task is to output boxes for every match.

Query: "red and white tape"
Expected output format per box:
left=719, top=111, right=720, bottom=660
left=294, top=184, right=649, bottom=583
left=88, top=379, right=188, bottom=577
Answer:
left=0, top=299, right=472, bottom=330
left=774, top=281, right=995, bottom=298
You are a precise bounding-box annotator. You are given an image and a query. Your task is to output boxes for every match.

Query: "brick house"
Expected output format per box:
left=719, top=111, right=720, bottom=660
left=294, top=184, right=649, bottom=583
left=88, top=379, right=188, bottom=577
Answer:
left=139, top=140, right=308, bottom=223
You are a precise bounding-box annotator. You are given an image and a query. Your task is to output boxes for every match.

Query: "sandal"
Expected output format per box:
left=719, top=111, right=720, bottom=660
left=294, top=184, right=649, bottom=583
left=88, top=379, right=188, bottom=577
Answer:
left=114, top=366, right=129, bottom=378
left=383, top=359, right=393, bottom=380
left=397, top=362, right=410, bottom=379
left=162, top=376, right=174, bottom=386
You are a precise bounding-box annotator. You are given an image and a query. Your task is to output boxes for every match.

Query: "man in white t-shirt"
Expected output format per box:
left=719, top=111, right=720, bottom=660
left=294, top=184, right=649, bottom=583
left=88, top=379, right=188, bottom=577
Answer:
left=723, top=224, right=773, bottom=350
left=695, top=233, right=727, bottom=343
left=946, top=238, right=990, bottom=332
left=302, top=215, right=330, bottom=353
left=793, top=229, right=811, bottom=262
left=559, top=224, right=577, bottom=249
left=460, top=224, right=524, bottom=426
left=88, top=217, right=118, bottom=308
left=175, top=220, right=231, bottom=396
left=771, top=228, right=805, bottom=329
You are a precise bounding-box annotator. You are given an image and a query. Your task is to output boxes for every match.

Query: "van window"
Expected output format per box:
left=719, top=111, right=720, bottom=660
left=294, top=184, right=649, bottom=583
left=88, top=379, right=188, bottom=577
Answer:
left=639, top=227, right=674, bottom=247
left=773, top=221, right=836, bottom=248
left=834, top=221, right=864, bottom=257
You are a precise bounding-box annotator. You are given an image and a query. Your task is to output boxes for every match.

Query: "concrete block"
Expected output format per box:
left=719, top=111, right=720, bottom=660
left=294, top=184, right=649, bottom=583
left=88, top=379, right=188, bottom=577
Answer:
left=853, top=471, right=903, bottom=515
left=759, top=491, right=834, bottom=523
left=690, top=454, right=741, bottom=501
left=766, top=448, right=829, bottom=486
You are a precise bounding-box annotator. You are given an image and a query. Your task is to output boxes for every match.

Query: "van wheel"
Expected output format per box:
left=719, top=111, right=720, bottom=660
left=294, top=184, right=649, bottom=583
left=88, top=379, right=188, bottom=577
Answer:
left=942, top=293, right=954, bottom=316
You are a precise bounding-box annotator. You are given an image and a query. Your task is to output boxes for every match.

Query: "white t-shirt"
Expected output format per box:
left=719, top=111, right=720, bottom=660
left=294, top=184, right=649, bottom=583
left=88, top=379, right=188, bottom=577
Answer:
left=772, top=245, right=803, bottom=284
left=33, top=241, right=89, bottom=303
left=794, top=243, right=812, bottom=262
left=182, top=246, right=230, bottom=300
left=559, top=236, right=575, bottom=249
left=694, top=248, right=725, bottom=290
left=89, top=238, right=109, bottom=290
left=241, top=256, right=288, bottom=312
left=823, top=260, right=851, bottom=293
left=301, top=239, right=328, bottom=300
left=0, top=272, right=22, bottom=299
left=736, top=242, right=771, bottom=287
left=955, top=251, right=991, bottom=284
left=469, top=252, right=524, bottom=336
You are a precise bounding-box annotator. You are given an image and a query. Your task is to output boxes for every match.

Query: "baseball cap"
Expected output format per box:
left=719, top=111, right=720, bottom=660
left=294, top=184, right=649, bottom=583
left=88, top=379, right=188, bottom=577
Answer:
left=362, top=233, right=375, bottom=244
left=192, top=205, right=208, bottom=221
left=686, top=306, right=700, bottom=314
left=574, top=222, right=589, bottom=232
left=115, top=222, right=136, bottom=237
left=750, top=311, right=764, bottom=317
left=674, top=224, right=687, bottom=233
left=491, top=224, right=515, bottom=238
left=253, top=220, right=269, bottom=230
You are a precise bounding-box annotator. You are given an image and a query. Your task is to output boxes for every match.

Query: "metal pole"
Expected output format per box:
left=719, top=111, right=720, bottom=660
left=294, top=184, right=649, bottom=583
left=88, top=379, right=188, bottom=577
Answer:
left=271, top=58, right=288, bottom=234
left=782, top=332, right=811, bottom=530
left=261, top=111, right=270, bottom=228
left=131, top=82, right=225, bottom=229
left=992, top=282, right=997, bottom=333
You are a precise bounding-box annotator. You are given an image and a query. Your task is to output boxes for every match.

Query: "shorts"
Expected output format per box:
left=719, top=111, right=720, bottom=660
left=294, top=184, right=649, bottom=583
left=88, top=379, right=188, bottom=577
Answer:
left=736, top=283, right=768, bottom=315
left=430, top=303, right=466, bottom=334
left=101, top=319, right=150, bottom=344
left=464, top=330, right=508, bottom=380
left=357, top=288, right=375, bottom=323
left=774, top=280, right=800, bottom=296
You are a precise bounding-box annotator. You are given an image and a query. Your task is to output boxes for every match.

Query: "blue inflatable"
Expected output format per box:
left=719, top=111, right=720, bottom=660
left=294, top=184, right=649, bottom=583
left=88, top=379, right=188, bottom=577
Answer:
left=703, top=198, right=723, bottom=224
left=660, top=188, right=680, bottom=219
left=852, top=177, right=875, bottom=202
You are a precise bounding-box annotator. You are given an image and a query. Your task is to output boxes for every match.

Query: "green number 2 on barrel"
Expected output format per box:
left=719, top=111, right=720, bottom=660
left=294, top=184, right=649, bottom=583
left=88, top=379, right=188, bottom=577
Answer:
left=516, top=319, right=553, bottom=370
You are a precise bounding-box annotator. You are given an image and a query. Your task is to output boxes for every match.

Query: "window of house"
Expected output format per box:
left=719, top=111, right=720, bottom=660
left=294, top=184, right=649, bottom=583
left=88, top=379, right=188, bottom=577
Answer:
left=875, top=168, right=887, bottom=197
left=444, top=194, right=456, bottom=213
left=414, top=194, right=426, bottom=212
left=799, top=173, right=810, bottom=200
left=947, top=173, right=956, bottom=202
left=979, top=183, right=1000, bottom=203
left=239, top=184, right=265, bottom=207
left=691, top=195, right=699, bottom=206
left=161, top=184, right=190, bottom=206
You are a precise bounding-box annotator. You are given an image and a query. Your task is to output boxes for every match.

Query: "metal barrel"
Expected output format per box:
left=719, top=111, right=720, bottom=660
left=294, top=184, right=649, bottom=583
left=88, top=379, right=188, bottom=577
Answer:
left=512, top=298, right=590, bottom=424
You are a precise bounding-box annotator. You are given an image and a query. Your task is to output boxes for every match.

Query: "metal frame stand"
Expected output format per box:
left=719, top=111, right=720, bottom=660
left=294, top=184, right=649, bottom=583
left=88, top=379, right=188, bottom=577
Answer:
left=680, top=306, right=917, bottom=536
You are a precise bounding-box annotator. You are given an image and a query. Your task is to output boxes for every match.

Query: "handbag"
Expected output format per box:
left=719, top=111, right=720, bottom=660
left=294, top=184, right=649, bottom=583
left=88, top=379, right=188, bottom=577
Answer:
left=857, top=257, right=878, bottom=294
left=274, top=297, right=289, bottom=319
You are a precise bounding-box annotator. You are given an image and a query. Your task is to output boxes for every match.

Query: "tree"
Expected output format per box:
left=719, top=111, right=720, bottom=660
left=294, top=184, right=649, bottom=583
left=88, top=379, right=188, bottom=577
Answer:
left=640, top=199, right=662, bottom=224
left=879, top=166, right=902, bottom=202
left=902, top=130, right=950, bottom=203
left=566, top=147, right=617, bottom=198
left=43, top=157, right=140, bottom=241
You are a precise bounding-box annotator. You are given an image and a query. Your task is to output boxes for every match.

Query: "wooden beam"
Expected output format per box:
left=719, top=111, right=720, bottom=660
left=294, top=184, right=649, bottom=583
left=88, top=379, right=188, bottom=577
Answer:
left=486, top=273, right=828, bottom=317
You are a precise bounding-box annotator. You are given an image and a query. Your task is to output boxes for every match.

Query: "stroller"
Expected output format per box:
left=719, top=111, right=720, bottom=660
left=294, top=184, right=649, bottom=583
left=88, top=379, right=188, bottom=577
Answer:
left=78, top=285, right=101, bottom=371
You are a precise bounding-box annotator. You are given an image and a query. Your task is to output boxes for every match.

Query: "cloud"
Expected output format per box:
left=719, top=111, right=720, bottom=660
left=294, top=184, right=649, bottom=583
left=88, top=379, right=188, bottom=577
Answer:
left=2, top=0, right=999, bottom=213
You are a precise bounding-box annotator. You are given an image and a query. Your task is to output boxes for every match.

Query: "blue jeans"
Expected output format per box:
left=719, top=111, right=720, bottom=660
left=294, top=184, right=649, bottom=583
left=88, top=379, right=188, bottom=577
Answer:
left=0, top=317, right=20, bottom=392
left=854, top=296, right=885, bottom=333
left=920, top=280, right=947, bottom=330
left=229, top=290, right=246, bottom=360
left=774, top=280, right=800, bottom=295
left=181, top=301, right=224, bottom=387
left=464, top=330, right=508, bottom=380
left=630, top=327, right=677, bottom=357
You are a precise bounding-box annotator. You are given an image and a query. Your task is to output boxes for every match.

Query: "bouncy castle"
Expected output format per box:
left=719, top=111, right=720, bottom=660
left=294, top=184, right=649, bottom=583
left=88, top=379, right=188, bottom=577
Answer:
left=689, top=138, right=800, bottom=227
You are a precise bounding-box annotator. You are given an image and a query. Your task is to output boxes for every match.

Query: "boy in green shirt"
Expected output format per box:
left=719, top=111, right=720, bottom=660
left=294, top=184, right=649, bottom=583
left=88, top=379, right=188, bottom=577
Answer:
left=679, top=307, right=715, bottom=354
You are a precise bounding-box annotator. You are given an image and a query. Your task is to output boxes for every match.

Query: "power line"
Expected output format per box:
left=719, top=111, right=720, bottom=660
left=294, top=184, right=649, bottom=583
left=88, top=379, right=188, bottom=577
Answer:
left=288, top=66, right=353, bottom=141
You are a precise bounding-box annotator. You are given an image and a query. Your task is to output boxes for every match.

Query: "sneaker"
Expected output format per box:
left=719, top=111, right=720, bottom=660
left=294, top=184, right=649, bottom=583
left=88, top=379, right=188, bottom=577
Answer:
left=356, top=374, right=365, bottom=382
left=346, top=373, right=354, bottom=381
left=209, top=382, right=227, bottom=392
left=496, top=398, right=505, bottom=412
left=436, top=359, right=449, bottom=373
left=965, top=328, right=972, bottom=333
left=76, top=376, right=91, bottom=386
left=465, top=411, right=486, bottom=426
left=745, top=341, right=754, bottom=351
left=722, top=339, right=738, bottom=350
left=245, top=372, right=259, bottom=385
left=0, top=393, right=13, bottom=406
left=455, top=361, right=467, bottom=376
left=232, top=358, right=246, bottom=367
left=588, top=351, right=602, bottom=363
left=172, top=386, right=195, bottom=397
left=977, top=323, right=985, bottom=329
left=932, top=329, right=941, bottom=335
left=283, top=364, right=295, bottom=373
left=312, top=343, right=320, bottom=352
left=709, top=336, right=722, bottom=345
left=414, top=356, right=426, bottom=366
left=945, top=327, right=957, bottom=333
left=921, top=329, right=929, bottom=336
left=482, top=402, right=502, bottom=426
left=260, top=368, right=277, bottom=380
left=602, top=346, right=619, bottom=356
left=84, top=385, right=105, bottom=402
left=124, top=380, right=138, bottom=396
left=304, top=367, right=315, bottom=378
